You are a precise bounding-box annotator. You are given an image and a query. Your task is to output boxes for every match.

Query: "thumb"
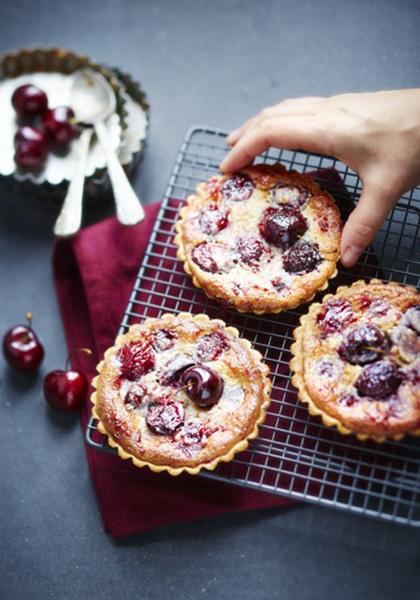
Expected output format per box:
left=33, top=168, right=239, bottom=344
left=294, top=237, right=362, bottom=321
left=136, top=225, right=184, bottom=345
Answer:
left=340, top=182, right=398, bottom=267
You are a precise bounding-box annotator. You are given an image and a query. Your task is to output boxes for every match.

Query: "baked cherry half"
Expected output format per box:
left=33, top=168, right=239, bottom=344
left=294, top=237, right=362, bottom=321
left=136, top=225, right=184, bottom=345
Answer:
left=282, top=241, right=321, bottom=273
left=236, top=236, right=266, bottom=267
left=118, top=341, right=155, bottom=381
left=191, top=242, right=232, bottom=273
left=260, top=205, right=307, bottom=250
left=338, top=324, right=390, bottom=365
left=199, top=203, right=229, bottom=235
left=220, top=174, right=254, bottom=201
left=146, top=401, right=185, bottom=435
left=316, top=299, right=356, bottom=337
left=12, top=84, right=48, bottom=118
left=356, top=360, right=403, bottom=400
left=196, top=332, right=229, bottom=362
left=181, top=365, right=224, bottom=407
left=270, top=182, right=309, bottom=207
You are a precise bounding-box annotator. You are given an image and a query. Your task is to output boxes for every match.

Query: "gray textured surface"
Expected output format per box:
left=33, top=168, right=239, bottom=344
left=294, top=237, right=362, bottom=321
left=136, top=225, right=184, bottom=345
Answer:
left=0, top=1, right=419, bottom=599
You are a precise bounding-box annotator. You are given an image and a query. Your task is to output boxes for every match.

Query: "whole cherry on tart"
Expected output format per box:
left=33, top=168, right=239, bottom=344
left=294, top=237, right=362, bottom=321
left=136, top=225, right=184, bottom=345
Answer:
left=42, top=106, right=77, bottom=145
left=3, top=312, right=44, bottom=371
left=14, top=126, right=48, bottom=170
left=43, top=348, right=92, bottom=412
left=11, top=84, right=48, bottom=118
left=180, top=364, right=224, bottom=407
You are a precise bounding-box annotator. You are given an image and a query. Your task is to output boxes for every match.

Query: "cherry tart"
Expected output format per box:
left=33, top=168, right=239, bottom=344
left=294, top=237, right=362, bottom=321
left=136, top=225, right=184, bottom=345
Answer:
left=91, top=313, right=271, bottom=475
left=290, top=280, right=420, bottom=442
left=174, top=164, right=342, bottom=314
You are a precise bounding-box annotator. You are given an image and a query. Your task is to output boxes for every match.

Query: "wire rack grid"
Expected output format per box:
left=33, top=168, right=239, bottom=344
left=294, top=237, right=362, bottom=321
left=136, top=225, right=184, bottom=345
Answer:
left=86, top=125, right=420, bottom=527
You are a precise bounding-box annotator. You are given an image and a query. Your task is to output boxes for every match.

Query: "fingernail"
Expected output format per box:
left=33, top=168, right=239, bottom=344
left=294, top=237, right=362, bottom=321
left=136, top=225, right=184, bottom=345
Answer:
left=227, top=129, right=240, bottom=144
left=341, top=245, right=363, bottom=267
left=220, top=158, right=229, bottom=172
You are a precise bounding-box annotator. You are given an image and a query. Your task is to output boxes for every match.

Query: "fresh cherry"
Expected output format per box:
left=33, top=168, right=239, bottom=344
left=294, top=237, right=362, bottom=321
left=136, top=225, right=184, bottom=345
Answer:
left=180, top=365, right=224, bottom=407
left=191, top=242, right=232, bottom=273
left=220, top=174, right=254, bottom=201
left=11, top=84, right=48, bottom=118
left=14, top=127, right=48, bottom=170
left=338, top=324, right=390, bottom=365
left=270, top=183, right=309, bottom=207
left=14, top=126, right=48, bottom=146
left=146, top=401, right=184, bottom=435
left=260, top=205, right=307, bottom=249
left=195, top=332, right=229, bottom=362
left=3, top=312, right=44, bottom=371
left=199, top=203, right=229, bottom=235
left=118, top=341, right=155, bottom=381
left=42, top=106, right=77, bottom=145
left=43, top=348, right=92, bottom=412
left=356, top=360, right=403, bottom=400
left=282, top=241, right=321, bottom=273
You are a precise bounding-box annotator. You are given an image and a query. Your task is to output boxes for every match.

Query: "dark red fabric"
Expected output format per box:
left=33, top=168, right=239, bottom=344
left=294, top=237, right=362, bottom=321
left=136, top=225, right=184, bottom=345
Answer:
left=52, top=203, right=293, bottom=538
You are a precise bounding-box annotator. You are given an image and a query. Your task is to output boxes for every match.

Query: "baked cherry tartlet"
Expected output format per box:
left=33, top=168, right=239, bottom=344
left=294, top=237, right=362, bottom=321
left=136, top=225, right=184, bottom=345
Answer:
left=290, top=280, right=420, bottom=442
left=174, top=164, right=342, bottom=314
left=91, top=313, right=271, bottom=474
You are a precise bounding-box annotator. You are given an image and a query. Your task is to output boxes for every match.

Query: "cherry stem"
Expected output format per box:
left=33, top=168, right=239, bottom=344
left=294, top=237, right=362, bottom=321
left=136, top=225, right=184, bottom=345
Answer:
left=65, top=347, right=92, bottom=371
left=26, top=312, right=33, bottom=328
left=174, top=383, right=193, bottom=397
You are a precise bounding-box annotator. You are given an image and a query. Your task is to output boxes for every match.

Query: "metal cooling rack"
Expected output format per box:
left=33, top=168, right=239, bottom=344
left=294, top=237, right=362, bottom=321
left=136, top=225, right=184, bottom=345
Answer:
left=86, top=125, right=420, bottom=527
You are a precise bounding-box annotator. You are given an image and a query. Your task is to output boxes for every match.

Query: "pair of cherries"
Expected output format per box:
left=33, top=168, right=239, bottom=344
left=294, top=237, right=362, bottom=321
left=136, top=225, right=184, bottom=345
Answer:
left=12, top=84, right=77, bottom=170
left=3, top=314, right=88, bottom=412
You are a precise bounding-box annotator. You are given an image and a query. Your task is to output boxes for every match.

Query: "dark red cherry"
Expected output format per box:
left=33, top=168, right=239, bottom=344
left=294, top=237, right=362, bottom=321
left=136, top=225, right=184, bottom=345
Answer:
left=236, top=236, right=266, bottom=266
left=283, top=241, right=321, bottom=273
left=43, top=370, right=88, bottom=412
left=14, top=125, right=47, bottom=146
left=220, top=174, right=254, bottom=201
left=11, top=84, right=48, bottom=118
left=338, top=324, right=390, bottom=365
left=196, top=332, right=229, bottom=362
left=199, top=203, right=229, bottom=235
left=356, top=361, right=403, bottom=400
left=180, top=365, right=224, bottom=407
left=146, top=401, right=184, bottom=435
left=2, top=313, right=44, bottom=371
left=270, top=183, right=309, bottom=207
left=260, top=205, right=307, bottom=249
left=191, top=242, right=232, bottom=273
left=42, top=106, right=77, bottom=145
left=14, top=127, right=48, bottom=169
left=118, top=341, right=154, bottom=381
left=317, top=299, right=356, bottom=337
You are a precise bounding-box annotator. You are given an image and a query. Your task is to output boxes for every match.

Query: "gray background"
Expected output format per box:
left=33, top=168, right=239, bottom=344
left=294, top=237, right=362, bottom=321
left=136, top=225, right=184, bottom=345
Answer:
left=0, top=1, right=419, bottom=599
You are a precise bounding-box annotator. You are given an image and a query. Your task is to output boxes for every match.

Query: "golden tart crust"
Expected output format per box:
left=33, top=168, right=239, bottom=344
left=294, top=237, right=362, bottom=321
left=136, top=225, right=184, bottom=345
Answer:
left=91, top=313, right=271, bottom=475
left=290, top=280, right=420, bottom=442
left=174, top=163, right=342, bottom=314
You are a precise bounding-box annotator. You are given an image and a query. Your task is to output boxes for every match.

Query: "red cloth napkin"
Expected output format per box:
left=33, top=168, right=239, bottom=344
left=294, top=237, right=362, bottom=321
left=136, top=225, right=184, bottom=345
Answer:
left=53, top=203, right=293, bottom=538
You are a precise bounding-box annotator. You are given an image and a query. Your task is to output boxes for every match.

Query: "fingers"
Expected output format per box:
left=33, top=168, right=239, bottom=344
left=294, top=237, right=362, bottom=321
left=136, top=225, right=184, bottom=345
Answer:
left=227, top=97, right=325, bottom=146
left=221, top=115, right=331, bottom=173
left=340, top=183, right=397, bottom=267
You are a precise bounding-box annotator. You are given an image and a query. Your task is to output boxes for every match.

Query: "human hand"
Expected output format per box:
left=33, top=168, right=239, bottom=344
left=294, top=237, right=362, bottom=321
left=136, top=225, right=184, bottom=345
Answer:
left=220, top=90, right=420, bottom=267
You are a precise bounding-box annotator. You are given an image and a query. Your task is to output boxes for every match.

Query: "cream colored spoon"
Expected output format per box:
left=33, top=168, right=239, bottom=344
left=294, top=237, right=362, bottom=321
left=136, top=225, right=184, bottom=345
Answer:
left=54, top=68, right=144, bottom=237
